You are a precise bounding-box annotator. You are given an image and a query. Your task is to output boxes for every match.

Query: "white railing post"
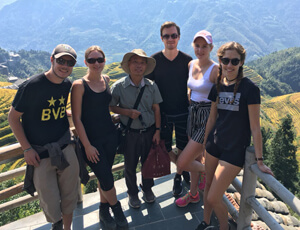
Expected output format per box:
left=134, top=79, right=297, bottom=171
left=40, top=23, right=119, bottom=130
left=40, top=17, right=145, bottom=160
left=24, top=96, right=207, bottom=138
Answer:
left=237, top=146, right=257, bottom=230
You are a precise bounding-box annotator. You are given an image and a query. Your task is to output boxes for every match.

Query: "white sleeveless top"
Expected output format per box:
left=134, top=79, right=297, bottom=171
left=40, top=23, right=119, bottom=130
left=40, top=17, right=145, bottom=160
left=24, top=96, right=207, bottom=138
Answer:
left=187, top=60, right=216, bottom=102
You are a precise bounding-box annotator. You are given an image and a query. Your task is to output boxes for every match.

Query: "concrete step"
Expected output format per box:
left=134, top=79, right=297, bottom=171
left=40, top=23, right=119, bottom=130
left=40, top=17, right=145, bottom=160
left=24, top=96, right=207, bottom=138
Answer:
left=1, top=165, right=220, bottom=230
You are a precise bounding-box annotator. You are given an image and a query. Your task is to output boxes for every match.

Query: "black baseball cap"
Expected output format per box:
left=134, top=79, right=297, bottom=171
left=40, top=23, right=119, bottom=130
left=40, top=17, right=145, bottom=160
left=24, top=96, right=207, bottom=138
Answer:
left=51, top=44, right=77, bottom=60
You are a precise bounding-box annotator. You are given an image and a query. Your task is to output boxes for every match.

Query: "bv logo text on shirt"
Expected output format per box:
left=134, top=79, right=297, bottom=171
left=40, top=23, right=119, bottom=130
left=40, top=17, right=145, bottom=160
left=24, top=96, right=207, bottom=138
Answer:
left=41, top=96, right=67, bottom=121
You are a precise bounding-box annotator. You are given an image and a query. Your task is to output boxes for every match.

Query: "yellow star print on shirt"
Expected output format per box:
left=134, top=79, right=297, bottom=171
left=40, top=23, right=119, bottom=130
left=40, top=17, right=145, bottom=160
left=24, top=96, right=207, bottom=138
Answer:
left=48, top=97, right=56, bottom=107
left=59, top=96, right=65, bottom=105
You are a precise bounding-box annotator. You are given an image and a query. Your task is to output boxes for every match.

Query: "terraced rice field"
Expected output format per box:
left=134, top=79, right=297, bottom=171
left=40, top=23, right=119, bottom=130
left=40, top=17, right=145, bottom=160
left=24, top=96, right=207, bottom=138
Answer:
left=261, top=92, right=300, bottom=161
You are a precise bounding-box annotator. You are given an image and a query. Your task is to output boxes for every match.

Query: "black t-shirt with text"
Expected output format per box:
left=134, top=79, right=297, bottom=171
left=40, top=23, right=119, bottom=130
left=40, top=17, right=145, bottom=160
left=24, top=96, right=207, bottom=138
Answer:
left=12, top=73, right=71, bottom=146
left=208, top=77, right=261, bottom=149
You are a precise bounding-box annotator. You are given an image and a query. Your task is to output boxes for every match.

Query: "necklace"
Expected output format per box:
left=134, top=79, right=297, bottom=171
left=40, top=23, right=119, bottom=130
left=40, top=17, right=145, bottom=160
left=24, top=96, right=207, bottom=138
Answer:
left=225, top=76, right=238, bottom=82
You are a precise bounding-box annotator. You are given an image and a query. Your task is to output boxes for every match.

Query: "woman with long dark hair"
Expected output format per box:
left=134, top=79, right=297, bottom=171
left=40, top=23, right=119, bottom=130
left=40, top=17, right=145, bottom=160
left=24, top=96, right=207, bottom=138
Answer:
left=196, top=42, right=273, bottom=230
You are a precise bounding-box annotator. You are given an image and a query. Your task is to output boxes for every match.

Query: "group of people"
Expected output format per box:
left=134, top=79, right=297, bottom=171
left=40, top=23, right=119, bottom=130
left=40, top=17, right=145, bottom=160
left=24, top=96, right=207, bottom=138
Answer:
left=8, top=21, right=273, bottom=230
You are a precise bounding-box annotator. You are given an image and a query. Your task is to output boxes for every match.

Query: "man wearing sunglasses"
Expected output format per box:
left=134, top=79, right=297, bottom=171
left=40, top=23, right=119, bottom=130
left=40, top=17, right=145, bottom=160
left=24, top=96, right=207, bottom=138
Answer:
left=147, top=21, right=192, bottom=197
left=8, top=44, right=79, bottom=230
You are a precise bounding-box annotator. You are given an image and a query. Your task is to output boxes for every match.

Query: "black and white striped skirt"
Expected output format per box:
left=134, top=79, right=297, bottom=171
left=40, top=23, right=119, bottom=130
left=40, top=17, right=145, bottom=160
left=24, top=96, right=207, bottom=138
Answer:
left=187, top=100, right=211, bottom=144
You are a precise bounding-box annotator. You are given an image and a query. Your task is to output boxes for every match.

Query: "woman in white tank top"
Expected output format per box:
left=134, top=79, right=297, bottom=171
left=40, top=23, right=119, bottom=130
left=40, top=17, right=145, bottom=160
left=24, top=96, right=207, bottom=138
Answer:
left=175, top=30, right=218, bottom=208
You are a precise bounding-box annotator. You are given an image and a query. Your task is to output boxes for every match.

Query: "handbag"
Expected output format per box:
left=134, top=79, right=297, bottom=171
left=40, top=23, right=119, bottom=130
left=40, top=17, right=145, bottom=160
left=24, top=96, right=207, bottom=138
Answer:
left=116, top=86, right=145, bottom=155
left=142, top=140, right=171, bottom=179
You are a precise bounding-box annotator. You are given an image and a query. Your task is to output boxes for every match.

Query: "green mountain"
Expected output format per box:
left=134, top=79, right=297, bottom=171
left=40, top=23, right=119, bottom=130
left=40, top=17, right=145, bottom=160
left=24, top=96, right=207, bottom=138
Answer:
left=0, top=0, right=299, bottom=65
left=0, top=48, right=51, bottom=79
left=1, top=46, right=299, bottom=101
left=247, top=47, right=300, bottom=97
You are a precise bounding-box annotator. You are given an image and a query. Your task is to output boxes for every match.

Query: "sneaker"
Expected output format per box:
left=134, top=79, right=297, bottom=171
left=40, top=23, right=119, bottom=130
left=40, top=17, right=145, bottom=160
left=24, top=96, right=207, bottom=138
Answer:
left=182, top=171, right=190, bottom=184
left=142, top=188, right=156, bottom=203
left=195, top=221, right=211, bottom=230
left=128, top=194, right=141, bottom=209
left=51, top=219, right=63, bottom=230
left=198, top=172, right=206, bottom=191
left=172, top=175, right=183, bottom=196
left=175, top=191, right=200, bottom=207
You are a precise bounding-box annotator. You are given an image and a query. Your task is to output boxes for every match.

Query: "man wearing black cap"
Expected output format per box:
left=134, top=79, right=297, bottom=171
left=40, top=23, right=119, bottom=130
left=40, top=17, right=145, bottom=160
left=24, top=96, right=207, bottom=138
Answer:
left=8, top=44, right=79, bottom=230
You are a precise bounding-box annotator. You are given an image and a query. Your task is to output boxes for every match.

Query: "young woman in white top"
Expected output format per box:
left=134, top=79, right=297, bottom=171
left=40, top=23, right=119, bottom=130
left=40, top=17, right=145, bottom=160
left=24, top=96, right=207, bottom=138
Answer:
left=175, top=30, right=218, bottom=207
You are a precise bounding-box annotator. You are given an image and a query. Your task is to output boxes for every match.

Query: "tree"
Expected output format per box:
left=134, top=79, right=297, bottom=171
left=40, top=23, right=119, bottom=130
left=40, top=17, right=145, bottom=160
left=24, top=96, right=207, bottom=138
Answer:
left=268, top=115, right=299, bottom=193
left=261, top=126, right=272, bottom=165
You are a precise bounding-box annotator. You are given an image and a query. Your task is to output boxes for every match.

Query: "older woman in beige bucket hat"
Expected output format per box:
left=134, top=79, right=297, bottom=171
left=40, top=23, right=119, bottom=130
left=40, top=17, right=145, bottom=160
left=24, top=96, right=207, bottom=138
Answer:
left=110, top=49, right=163, bottom=209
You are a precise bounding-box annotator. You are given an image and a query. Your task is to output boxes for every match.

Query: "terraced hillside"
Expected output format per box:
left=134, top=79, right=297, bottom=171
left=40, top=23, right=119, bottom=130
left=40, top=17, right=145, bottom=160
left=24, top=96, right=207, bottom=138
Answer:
left=244, top=66, right=264, bottom=85
left=70, top=63, right=125, bottom=82
left=0, top=83, right=16, bottom=147
left=261, top=92, right=300, bottom=160
left=0, top=65, right=299, bottom=159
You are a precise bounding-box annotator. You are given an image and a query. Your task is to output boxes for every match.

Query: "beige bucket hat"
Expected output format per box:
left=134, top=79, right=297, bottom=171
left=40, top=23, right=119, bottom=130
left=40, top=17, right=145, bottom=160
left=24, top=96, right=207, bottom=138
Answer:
left=121, top=49, right=156, bottom=76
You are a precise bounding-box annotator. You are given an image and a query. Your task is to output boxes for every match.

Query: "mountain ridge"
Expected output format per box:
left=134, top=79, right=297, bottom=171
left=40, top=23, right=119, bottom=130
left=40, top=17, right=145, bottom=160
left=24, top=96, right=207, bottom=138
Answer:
left=1, top=47, right=299, bottom=101
left=0, top=0, right=299, bottom=64
left=248, top=47, right=300, bottom=96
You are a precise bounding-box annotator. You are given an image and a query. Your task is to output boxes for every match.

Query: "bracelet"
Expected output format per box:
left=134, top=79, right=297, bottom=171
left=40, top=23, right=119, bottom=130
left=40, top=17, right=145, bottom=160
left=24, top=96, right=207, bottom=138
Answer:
left=155, top=127, right=160, bottom=130
left=255, top=157, right=264, bottom=161
left=23, top=147, right=32, bottom=153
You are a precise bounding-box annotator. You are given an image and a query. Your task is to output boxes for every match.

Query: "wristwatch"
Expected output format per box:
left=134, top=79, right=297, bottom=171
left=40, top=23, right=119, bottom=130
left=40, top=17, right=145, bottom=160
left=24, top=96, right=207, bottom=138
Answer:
left=155, top=127, right=161, bottom=131
left=255, top=157, right=264, bottom=161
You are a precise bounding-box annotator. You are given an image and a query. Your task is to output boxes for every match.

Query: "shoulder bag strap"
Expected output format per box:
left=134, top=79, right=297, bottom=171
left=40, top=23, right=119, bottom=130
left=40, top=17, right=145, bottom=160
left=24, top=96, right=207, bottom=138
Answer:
left=125, top=85, right=145, bottom=130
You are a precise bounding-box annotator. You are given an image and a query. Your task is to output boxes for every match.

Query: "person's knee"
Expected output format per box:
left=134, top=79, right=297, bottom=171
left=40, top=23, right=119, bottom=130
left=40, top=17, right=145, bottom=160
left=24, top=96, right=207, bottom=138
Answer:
left=98, top=170, right=115, bottom=191
left=168, top=151, right=177, bottom=163
left=101, top=185, right=114, bottom=192
left=205, top=177, right=213, bottom=191
left=176, top=157, right=186, bottom=171
left=206, top=193, right=221, bottom=207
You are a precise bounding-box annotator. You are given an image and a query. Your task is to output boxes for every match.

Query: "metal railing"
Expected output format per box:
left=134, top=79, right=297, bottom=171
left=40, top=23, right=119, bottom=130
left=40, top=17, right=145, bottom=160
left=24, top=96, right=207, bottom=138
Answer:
left=1, top=140, right=299, bottom=229
left=227, top=146, right=300, bottom=230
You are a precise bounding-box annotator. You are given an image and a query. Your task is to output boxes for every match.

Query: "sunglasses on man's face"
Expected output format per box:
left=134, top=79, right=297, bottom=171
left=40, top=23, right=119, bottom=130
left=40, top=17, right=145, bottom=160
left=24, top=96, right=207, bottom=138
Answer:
left=162, top=33, right=178, bottom=40
left=221, top=58, right=240, bottom=66
left=86, top=57, right=105, bottom=64
left=55, top=57, right=76, bottom=67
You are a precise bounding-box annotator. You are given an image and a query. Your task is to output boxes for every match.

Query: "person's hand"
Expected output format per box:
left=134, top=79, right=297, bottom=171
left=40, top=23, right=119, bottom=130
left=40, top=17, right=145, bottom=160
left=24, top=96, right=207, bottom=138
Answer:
left=111, top=114, right=120, bottom=124
left=257, top=161, right=274, bottom=176
left=66, top=109, right=72, bottom=116
left=129, top=109, right=141, bottom=119
left=201, top=143, right=206, bottom=159
left=152, top=132, right=160, bottom=145
left=24, top=149, right=40, bottom=167
left=85, top=145, right=100, bottom=163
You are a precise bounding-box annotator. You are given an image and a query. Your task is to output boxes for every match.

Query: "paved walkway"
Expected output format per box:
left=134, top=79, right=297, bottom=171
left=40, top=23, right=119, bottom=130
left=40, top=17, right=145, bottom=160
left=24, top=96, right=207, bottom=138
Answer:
left=1, top=165, right=219, bottom=230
